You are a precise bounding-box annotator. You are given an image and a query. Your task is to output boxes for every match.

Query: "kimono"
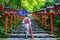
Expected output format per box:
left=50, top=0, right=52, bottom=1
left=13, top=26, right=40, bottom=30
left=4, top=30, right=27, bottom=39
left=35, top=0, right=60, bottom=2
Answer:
left=22, top=17, right=31, bottom=35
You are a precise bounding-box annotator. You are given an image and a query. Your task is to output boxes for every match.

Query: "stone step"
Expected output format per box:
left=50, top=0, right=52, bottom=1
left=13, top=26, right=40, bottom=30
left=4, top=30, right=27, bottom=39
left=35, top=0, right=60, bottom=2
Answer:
left=13, top=31, right=49, bottom=34
left=9, top=34, right=56, bottom=38
left=1, top=38, right=59, bottom=40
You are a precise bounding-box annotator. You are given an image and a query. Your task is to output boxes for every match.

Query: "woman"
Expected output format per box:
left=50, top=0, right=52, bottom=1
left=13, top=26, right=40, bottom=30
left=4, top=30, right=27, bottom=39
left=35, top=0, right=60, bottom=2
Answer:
left=22, top=15, right=31, bottom=38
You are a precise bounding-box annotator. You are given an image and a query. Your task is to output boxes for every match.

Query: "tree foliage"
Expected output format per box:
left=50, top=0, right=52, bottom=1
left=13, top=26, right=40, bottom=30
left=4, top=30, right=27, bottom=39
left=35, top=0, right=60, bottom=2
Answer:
left=1, top=0, right=55, bottom=12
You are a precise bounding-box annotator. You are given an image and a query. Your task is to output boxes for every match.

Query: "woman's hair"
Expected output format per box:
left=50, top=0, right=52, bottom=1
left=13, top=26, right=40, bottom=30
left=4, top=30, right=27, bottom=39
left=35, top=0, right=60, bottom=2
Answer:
left=25, top=15, right=27, bottom=17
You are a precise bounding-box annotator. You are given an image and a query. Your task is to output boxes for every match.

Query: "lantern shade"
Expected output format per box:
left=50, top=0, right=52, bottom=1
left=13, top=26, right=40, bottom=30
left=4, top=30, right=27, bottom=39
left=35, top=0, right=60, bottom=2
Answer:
left=47, top=6, right=54, bottom=13
left=47, top=6, right=54, bottom=9
left=18, top=10, right=28, bottom=16
left=40, top=8, right=46, bottom=14
left=4, top=6, right=11, bottom=14
left=55, top=3, right=60, bottom=7
left=54, top=3, right=60, bottom=9
left=41, top=8, right=46, bottom=11
left=4, top=6, right=11, bottom=11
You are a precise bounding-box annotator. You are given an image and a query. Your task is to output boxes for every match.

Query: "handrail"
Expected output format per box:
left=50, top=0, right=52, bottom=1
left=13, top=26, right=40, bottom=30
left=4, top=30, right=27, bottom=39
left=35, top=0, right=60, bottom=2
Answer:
left=30, top=25, right=34, bottom=40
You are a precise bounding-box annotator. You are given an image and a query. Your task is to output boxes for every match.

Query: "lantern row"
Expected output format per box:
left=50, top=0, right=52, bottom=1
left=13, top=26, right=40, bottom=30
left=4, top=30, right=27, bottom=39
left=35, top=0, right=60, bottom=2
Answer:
left=0, top=2, right=18, bottom=34
left=32, top=3, right=60, bottom=33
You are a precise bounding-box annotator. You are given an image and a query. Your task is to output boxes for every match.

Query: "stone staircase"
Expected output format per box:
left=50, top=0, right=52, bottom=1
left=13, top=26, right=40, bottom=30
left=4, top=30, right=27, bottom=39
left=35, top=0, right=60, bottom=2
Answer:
left=9, top=30, right=58, bottom=40
left=8, top=20, right=59, bottom=40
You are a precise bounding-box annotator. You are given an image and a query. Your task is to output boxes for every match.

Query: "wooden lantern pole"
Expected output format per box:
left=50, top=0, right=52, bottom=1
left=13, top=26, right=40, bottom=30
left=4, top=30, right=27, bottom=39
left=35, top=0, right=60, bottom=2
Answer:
left=47, top=6, right=54, bottom=32
left=4, top=14, right=8, bottom=35
left=44, top=13, right=47, bottom=29
left=14, top=14, right=16, bottom=26
left=42, top=14, right=44, bottom=24
left=10, top=14, right=12, bottom=30
left=14, top=11, right=17, bottom=27
left=50, top=13, right=54, bottom=32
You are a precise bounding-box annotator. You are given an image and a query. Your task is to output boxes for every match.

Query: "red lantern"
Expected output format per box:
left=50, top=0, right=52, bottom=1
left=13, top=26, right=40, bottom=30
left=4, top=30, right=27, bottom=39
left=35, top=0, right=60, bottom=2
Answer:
left=0, top=3, right=3, bottom=10
left=47, top=6, right=54, bottom=32
left=40, top=8, right=47, bottom=29
left=54, top=3, right=60, bottom=10
left=54, top=3, right=60, bottom=16
left=4, top=7, right=11, bottom=34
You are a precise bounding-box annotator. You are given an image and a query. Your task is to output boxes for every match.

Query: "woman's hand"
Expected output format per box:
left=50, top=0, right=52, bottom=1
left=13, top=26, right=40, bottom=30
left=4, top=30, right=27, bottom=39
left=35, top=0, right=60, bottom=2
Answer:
left=0, top=15, right=2, bottom=17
